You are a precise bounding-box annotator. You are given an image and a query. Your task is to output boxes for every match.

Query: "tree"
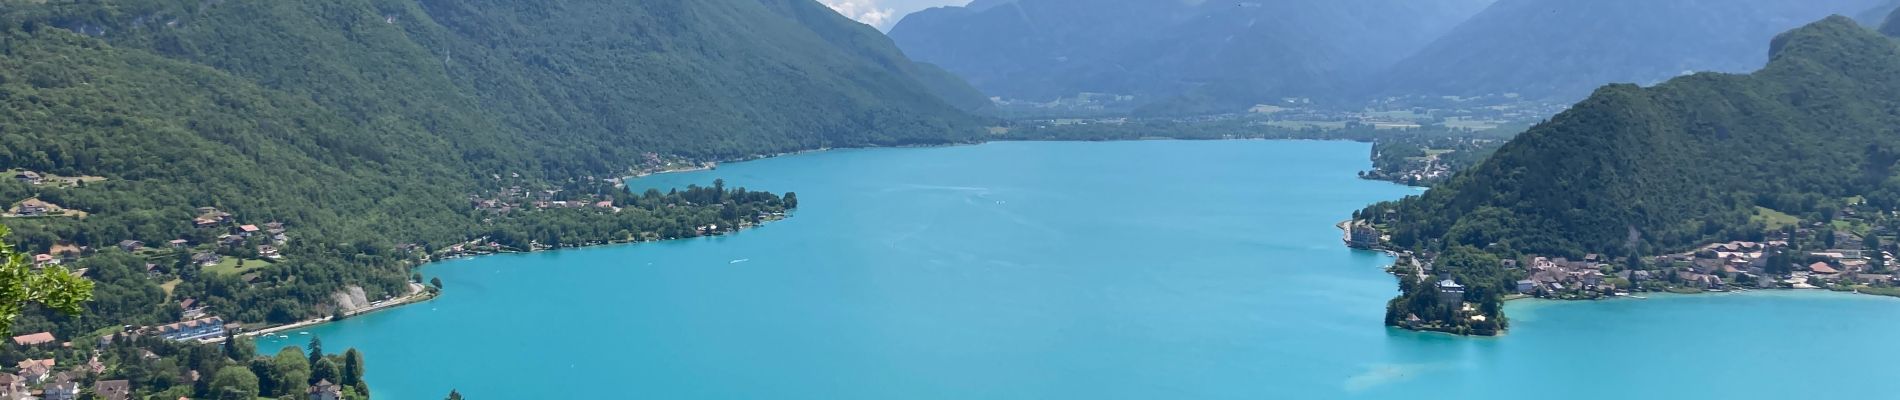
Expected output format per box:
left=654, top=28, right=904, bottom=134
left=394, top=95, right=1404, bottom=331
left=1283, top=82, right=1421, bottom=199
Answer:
left=0, top=225, right=94, bottom=333
left=446, top=389, right=465, bottom=400
left=209, top=366, right=260, bottom=400
left=311, top=358, right=340, bottom=387
left=222, top=330, right=257, bottom=362
left=269, top=347, right=311, bottom=396
left=1866, top=234, right=1885, bottom=272
left=340, top=349, right=365, bottom=387
left=307, top=337, right=325, bottom=368
left=430, top=277, right=444, bottom=291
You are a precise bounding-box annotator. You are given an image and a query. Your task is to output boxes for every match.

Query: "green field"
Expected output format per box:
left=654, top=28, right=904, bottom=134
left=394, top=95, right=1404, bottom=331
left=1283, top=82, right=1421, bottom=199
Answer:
left=1751, top=206, right=1800, bottom=229
left=204, top=258, right=273, bottom=276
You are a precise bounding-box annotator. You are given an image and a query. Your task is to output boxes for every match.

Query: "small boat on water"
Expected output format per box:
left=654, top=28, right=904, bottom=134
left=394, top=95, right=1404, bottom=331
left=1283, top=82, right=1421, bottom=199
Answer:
left=298, top=332, right=310, bottom=335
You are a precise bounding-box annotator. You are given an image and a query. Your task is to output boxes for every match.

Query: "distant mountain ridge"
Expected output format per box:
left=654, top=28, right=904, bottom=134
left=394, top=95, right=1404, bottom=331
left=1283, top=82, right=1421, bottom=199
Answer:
left=888, top=0, right=1493, bottom=113
left=1380, top=0, right=1886, bottom=101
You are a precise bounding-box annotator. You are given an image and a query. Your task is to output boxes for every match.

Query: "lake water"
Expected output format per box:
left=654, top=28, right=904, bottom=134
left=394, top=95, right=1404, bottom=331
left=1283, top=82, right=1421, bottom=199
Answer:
left=258, top=141, right=1900, bottom=399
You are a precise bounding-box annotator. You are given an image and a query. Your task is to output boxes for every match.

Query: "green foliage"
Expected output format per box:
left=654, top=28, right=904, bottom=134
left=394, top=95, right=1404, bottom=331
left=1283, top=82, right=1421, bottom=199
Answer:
left=268, top=347, right=311, bottom=397
left=209, top=365, right=259, bottom=400
left=0, top=224, right=92, bottom=334
left=1368, top=16, right=1900, bottom=329
left=0, top=0, right=908, bottom=327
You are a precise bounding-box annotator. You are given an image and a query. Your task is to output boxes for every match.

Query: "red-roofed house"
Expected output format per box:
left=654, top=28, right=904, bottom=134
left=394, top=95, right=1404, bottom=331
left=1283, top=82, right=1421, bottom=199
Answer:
left=236, top=225, right=260, bottom=236
left=1810, top=262, right=1841, bottom=274
left=10, top=332, right=54, bottom=346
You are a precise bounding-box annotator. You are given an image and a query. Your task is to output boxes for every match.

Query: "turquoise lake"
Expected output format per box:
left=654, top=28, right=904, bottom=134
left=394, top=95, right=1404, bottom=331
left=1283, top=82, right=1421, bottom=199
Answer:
left=258, top=141, right=1900, bottom=399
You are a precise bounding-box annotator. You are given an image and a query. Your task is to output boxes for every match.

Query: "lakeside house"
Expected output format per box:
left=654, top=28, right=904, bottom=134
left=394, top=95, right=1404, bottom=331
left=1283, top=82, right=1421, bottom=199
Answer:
left=1435, top=279, right=1465, bottom=306
left=9, top=332, right=54, bottom=347
left=1347, top=223, right=1381, bottom=249
left=1809, top=262, right=1841, bottom=275
left=154, top=317, right=225, bottom=342
left=308, top=379, right=343, bottom=400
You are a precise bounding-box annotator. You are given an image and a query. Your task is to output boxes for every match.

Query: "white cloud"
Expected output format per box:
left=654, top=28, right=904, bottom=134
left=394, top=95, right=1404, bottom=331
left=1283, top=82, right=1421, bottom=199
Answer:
left=820, top=0, right=897, bottom=28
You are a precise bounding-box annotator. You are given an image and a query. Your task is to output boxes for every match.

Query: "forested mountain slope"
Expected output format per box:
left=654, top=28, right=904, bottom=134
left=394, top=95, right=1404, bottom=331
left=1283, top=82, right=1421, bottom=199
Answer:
left=0, top=0, right=977, bottom=327
left=1365, top=14, right=1900, bottom=287
left=1373, top=15, right=1900, bottom=258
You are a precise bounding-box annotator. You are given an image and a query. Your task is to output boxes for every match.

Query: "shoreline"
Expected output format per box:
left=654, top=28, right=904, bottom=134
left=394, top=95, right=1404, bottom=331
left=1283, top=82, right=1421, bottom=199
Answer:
left=248, top=139, right=1395, bottom=340
left=1342, top=220, right=1900, bottom=337
left=228, top=206, right=791, bottom=340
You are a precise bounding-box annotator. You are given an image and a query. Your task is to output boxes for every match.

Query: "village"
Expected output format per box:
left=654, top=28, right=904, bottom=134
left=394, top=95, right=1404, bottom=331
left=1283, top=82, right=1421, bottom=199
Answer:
left=0, top=170, right=376, bottom=399
left=1350, top=203, right=1900, bottom=307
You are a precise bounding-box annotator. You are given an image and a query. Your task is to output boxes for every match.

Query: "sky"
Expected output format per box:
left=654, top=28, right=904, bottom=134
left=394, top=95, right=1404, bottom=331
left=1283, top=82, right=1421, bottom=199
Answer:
left=820, top=0, right=969, bottom=31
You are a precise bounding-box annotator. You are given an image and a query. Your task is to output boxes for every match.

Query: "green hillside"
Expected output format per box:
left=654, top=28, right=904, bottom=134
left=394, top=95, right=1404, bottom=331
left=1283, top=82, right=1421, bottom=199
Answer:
left=1363, top=15, right=1900, bottom=330
left=0, top=0, right=977, bottom=329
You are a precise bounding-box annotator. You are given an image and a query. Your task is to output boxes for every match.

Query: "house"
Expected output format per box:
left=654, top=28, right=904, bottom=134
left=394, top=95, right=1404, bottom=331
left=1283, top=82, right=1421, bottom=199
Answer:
left=308, top=379, right=343, bottom=400
left=117, top=240, right=144, bottom=252
left=1347, top=223, right=1382, bottom=249
left=10, top=332, right=54, bottom=346
left=1809, top=262, right=1841, bottom=275
left=194, top=208, right=232, bottom=227
left=167, top=239, right=189, bottom=248
left=1435, top=279, right=1465, bottom=306
left=191, top=253, right=222, bottom=267
left=154, top=317, right=225, bottom=342
left=93, top=380, right=131, bottom=400
left=0, top=373, right=23, bottom=400
left=1514, top=279, right=1535, bottom=294
left=31, top=254, right=53, bottom=267
left=11, top=198, right=54, bottom=217
left=15, top=359, right=52, bottom=384
left=1856, top=274, right=1893, bottom=285
left=258, top=245, right=281, bottom=259
left=12, top=171, right=40, bottom=185
left=41, top=376, right=77, bottom=400
left=235, top=225, right=260, bottom=236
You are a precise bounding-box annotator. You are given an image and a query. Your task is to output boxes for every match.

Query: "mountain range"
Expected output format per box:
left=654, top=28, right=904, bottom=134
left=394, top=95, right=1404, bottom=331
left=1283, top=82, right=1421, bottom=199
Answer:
left=1382, top=0, right=1888, bottom=101
left=0, top=0, right=984, bottom=324
left=892, top=0, right=1891, bottom=111
left=1366, top=12, right=1900, bottom=320
left=888, top=0, right=1493, bottom=113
